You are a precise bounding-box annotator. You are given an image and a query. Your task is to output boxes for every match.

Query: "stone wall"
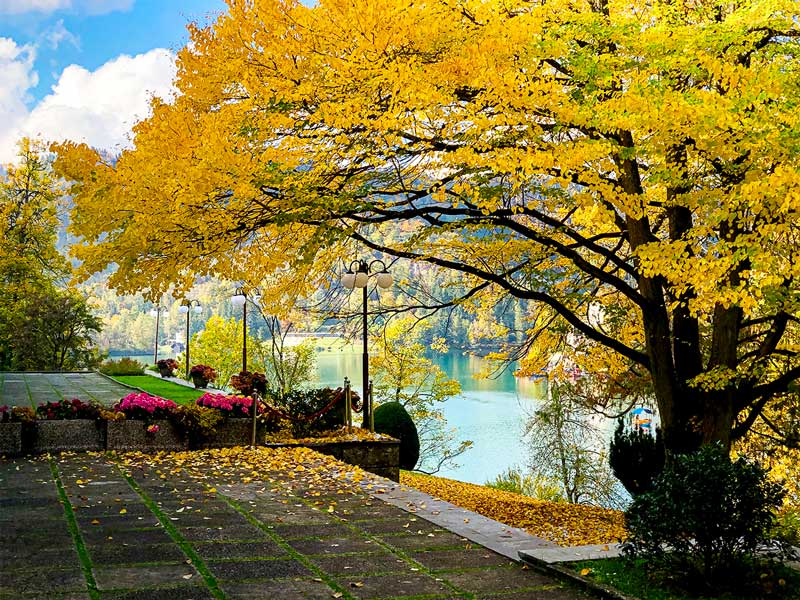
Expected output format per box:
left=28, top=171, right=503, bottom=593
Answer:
left=0, top=421, right=400, bottom=481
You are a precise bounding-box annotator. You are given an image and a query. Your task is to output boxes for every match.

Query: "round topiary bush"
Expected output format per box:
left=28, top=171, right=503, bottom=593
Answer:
left=373, top=402, right=420, bottom=470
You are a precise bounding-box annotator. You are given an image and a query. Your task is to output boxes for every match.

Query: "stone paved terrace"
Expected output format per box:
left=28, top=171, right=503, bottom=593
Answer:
left=0, top=449, right=593, bottom=600
left=0, top=372, right=135, bottom=408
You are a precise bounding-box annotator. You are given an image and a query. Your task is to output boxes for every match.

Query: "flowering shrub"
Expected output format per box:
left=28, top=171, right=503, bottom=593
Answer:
left=189, top=364, right=217, bottom=383
left=230, top=370, right=268, bottom=397
left=0, top=405, right=36, bottom=424
left=36, top=398, right=102, bottom=420
left=157, top=358, right=179, bottom=375
left=114, top=392, right=177, bottom=421
left=196, top=392, right=256, bottom=418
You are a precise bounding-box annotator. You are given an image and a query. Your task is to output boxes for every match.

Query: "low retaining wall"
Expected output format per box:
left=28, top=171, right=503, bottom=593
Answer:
left=266, top=440, right=400, bottom=481
left=0, top=420, right=400, bottom=480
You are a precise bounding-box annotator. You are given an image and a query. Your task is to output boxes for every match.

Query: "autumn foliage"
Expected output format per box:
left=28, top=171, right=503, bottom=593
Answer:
left=52, top=0, right=800, bottom=457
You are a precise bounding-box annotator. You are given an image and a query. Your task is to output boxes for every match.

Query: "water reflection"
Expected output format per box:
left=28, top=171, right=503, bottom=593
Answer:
left=315, top=351, right=547, bottom=485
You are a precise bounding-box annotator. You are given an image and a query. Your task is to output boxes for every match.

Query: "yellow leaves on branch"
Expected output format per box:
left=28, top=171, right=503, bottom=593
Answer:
left=400, top=471, right=625, bottom=547
left=50, top=0, right=800, bottom=332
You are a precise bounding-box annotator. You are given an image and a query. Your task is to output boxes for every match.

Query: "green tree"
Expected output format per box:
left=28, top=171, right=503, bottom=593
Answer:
left=251, top=315, right=317, bottom=400
left=13, top=287, right=103, bottom=371
left=182, top=315, right=258, bottom=387
left=372, top=317, right=472, bottom=473
left=0, top=139, right=101, bottom=370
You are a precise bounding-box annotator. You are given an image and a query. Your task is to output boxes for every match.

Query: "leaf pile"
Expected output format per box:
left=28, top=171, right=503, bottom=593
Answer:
left=113, top=446, right=370, bottom=495
left=400, top=471, right=625, bottom=546
left=264, top=427, right=395, bottom=444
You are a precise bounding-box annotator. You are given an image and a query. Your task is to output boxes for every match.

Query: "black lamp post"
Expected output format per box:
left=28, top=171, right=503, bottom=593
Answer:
left=148, top=306, right=166, bottom=365
left=230, top=287, right=248, bottom=373
left=178, top=299, right=202, bottom=378
left=341, top=259, right=393, bottom=431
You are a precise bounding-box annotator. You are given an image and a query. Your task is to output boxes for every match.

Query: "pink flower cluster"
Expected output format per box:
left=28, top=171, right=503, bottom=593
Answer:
left=115, top=392, right=177, bottom=418
left=196, top=392, right=256, bottom=418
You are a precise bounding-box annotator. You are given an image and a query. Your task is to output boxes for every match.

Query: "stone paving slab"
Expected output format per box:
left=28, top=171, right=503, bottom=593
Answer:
left=0, top=452, right=593, bottom=600
left=0, top=372, right=136, bottom=407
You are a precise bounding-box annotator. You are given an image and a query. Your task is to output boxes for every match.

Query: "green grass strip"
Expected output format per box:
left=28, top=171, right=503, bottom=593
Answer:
left=110, top=375, right=204, bottom=405
left=218, top=493, right=356, bottom=600
left=49, top=458, right=101, bottom=600
left=115, top=465, right=226, bottom=600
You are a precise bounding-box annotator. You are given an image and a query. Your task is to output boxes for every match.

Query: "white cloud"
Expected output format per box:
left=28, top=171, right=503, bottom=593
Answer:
left=45, top=19, right=80, bottom=49
left=0, top=47, right=177, bottom=163
left=0, top=0, right=133, bottom=16
left=0, top=38, right=38, bottom=160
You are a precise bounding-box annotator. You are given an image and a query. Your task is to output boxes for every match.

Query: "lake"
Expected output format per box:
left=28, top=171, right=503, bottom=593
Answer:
left=121, top=349, right=547, bottom=485
left=315, top=351, right=547, bottom=485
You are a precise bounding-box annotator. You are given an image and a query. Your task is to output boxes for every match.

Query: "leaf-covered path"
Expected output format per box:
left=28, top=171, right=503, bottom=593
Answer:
left=0, top=448, right=592, bottom=599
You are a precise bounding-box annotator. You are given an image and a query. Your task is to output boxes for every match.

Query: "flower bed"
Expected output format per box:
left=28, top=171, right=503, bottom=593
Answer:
left=196, top=393, right=256, bottom=418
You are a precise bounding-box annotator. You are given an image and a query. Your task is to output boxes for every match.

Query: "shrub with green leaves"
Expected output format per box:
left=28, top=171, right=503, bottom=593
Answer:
left=609, top=419, right=665, bottom=496
left=485, top=467, right=565, bottom=503
left=278, top=388, right=345, bottom=437
left=99, top=357, right=145, bottom=376
left=623, top=443, right=791, bottom=591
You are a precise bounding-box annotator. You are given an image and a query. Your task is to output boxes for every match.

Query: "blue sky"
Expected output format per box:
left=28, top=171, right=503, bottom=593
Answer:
left=0, top=0, right=227, bottom=161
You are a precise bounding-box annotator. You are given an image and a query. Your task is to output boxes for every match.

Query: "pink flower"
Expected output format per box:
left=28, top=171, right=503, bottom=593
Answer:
left=196, top=392, right=259, bottom=418
left=146, top=424, right=160, bottom=433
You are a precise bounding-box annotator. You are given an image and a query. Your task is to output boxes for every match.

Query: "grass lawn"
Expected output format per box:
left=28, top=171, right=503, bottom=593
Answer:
left=570, top=557, right=800, bottom=600
left=111, top=375, right=206, bottom=405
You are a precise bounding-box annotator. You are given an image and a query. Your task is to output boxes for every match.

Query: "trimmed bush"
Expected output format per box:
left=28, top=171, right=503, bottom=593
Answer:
left=623, top=443, right=790, bottom=591
left=609, top=419, right=665, bottom=495
left=99, top=357, right=145, bottom=376
left=373, top=402, right=419, bottom=470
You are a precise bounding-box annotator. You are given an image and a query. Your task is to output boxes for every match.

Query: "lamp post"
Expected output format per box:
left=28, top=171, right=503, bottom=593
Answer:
left=341, top=259, right=393, bottom=431
left=178, top=299, right=202, bottom=378
left=148, top=306, right=166, bottom=365
left=230, top=287, right=248, bottom=373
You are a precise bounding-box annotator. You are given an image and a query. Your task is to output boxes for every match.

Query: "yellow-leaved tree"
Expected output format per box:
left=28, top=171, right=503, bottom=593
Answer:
left=52, top=0, right=800, bottom=457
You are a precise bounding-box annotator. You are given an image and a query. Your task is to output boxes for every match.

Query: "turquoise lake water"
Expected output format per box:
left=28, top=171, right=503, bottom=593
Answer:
left=315, top=351, right=547, bottom=485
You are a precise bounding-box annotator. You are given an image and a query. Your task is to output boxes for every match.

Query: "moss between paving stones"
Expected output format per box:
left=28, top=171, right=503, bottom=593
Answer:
left=116, top=468, right=225, bottom=600
left=49, top=458, right=101, bottom=600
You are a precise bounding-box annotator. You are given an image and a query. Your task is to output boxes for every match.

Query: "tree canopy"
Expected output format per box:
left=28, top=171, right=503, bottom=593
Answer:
left=52, top=0, right=800, bottom=454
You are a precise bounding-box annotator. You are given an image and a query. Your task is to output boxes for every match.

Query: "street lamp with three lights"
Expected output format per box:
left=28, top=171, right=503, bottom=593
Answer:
left=341, top=259, right=393, bottom=430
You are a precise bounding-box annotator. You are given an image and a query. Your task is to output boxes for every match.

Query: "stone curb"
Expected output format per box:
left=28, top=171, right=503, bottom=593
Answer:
left=517, top=550, right=639, bottom=600
left=357, top=473, right=556, bottom=561
left=522, top=543, right=623, bottom=564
